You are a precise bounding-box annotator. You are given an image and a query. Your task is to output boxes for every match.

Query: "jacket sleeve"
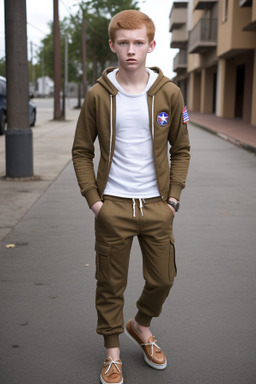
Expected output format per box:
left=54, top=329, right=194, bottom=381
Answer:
left=72, top=92, right=101, bottom=208
left=168, top=89, right=191, bottom=200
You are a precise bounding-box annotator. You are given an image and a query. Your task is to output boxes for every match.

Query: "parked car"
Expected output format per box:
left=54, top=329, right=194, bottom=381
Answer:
left=0, top=76, right=36, bottom=135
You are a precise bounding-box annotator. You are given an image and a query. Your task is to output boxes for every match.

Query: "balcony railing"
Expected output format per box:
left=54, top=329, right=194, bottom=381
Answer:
left=239, top=0, right=252, bottom=6
left=188, top=18, right=217, bottom=53
left=173, top=50, right=187, bottom=73
left=169, top=6, right=187, bottom=32
left=170, top=24, right=188, bottom=49
left=194, top=0, right=218, bottom=10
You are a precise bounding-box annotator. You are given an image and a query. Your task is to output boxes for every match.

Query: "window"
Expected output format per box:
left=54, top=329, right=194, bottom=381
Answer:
left=222, top=0, right=228, bottom=23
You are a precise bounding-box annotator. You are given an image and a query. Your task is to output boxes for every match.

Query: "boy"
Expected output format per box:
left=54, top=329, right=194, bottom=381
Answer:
left=72, top=9, right=190, bottom=384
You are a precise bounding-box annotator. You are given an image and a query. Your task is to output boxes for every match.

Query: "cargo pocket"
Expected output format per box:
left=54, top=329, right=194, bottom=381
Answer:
left=95, top=242, right=111, bottom=283
left=169, top=235, right=177, bottom=283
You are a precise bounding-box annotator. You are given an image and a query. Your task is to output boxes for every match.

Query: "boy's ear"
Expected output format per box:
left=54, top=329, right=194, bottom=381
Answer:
left=109, top=40, right=116, bottom=53
left=148, top=40, right=156, bottom=53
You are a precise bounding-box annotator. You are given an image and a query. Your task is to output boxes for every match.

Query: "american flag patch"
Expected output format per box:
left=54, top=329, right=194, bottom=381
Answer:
left=183, top=106, right=189, bottom=124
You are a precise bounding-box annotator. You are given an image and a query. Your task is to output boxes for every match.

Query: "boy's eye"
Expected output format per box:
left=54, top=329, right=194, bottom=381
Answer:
left=136, top=41, right=143, bottom=45
left=119, top=41, right=127, bottom=45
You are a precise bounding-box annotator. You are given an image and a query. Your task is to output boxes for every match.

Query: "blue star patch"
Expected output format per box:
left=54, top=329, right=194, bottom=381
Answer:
left=157, top=112, right=169, bottom=126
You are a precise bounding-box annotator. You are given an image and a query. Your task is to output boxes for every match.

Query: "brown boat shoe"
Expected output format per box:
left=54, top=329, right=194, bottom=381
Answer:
left=125, top=319, right=167, bottom=370
left=100, top=357, right=123, bottom=384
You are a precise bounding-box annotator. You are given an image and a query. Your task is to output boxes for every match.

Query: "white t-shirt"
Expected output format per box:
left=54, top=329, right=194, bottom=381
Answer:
left=104, top=68, right=160, bottom=198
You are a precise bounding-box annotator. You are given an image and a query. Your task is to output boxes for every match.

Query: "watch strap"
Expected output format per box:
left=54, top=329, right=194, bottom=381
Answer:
left=167, top=200, right=180, bottom=212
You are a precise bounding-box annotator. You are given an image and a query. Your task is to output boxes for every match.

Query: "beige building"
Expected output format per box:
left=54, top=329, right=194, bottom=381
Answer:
left=170, top=0, right=256, bottom=126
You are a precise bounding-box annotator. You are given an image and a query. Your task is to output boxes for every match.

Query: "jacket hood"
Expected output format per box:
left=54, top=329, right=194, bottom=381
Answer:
left=147, top=67, right=172, bottom=96
left=97, top=67, right=119, bottom=95
left=97, top=66, right=172, bottom=96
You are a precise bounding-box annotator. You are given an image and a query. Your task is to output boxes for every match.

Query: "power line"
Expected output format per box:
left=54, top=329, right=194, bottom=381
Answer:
left=26, top=21, right=48, bottom=36
left=59, top=0, right=72, bottom=17
left=63, top=0, right=78, bottom=13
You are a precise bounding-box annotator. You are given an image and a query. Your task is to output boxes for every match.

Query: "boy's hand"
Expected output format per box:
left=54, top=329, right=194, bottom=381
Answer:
left=91, top=201, right=104, bottom=217
left=167, top=204, right=176, bottom=216
left=167, top=197, right=179, bottom=215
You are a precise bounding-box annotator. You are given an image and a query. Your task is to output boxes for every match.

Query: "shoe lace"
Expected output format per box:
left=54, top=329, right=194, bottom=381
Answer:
left=141, top=338, right=161, bottom=358
left=104, top=358, right=122, bottom=375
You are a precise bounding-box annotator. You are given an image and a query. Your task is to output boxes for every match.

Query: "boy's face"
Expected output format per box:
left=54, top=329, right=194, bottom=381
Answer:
left=109, top=26, right=156, bottom=71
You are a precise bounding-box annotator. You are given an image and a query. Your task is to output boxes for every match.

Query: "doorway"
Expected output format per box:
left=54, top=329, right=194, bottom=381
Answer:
left=235, top=64, right=245, bottom=118
left=213, top=72, right=217, bottom=114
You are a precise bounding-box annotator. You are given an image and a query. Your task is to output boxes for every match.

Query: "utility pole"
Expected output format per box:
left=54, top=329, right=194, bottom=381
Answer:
left=53, top=0, right=62, bottom=120
left=4, top=0, right=33, bottom=178
left=41, top=52, right=45, bottom=97
left=30, top=41, right=36, bottom=96
left=82, top=19, right=87, bottom=97
left=65, top=35, right=68, bottom=99
left=63, top=34, right=68, bottom=114
left=62, top=35, right=68, bottom=119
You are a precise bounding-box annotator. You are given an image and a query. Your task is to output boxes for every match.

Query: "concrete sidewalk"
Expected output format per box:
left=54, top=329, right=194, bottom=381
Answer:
left=189, top=111, right=256, bottom=154
left=0, top=101, right=79, bottom=241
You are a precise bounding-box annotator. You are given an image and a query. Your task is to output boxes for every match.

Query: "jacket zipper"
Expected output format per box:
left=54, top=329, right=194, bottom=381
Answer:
left=152, top=95, right=155, bottom=139
left=151, top=95, right=163, bottom=201
left=101, top=94, right=113, bottom=200
left=109, top=94, right=113, bottom=164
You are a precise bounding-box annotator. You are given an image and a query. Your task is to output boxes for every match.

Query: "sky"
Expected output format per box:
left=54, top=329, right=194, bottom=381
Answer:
left=0, top=0, right=177, bottom=78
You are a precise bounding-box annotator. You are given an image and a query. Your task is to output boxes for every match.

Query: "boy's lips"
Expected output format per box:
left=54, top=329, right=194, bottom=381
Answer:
left=127, top=58, right=136, bottom=62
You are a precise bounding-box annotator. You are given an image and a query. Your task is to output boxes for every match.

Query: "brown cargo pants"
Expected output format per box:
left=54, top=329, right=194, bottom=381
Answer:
left=94, top=195, right=177, bottom=348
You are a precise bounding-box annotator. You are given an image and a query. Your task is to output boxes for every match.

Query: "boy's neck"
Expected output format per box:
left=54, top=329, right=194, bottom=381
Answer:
left=116, top=67, right=149, bottom=94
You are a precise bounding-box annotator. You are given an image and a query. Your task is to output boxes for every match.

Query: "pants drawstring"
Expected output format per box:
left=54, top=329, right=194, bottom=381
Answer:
left=132, top=198, right=144, bottom=217
left=132, top=198, right=136, bottom=217
left=139, top=198, right=144, bottom=216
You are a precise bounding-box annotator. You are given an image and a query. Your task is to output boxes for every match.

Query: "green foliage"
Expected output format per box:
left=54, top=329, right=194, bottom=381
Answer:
left=0, top=57, right=6, bottom=77
left=39, top=19, right=77, bottom=84
left=36, top=0, right=140, bottom=86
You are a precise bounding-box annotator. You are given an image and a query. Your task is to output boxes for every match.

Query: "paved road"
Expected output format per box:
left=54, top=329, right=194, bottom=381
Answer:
left=0, top=123, right=256, bottom=383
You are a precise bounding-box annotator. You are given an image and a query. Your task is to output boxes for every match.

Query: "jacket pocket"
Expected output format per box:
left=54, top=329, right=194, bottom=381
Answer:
left=169, top=235, right=177, bottom=283
left=95, top=242, right=111, bottom=282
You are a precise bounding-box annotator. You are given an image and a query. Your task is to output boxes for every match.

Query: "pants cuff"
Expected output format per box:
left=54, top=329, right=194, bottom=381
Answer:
left=135, top=311, right=152, bottom=327
left=103, top=334, right=120, bottom=348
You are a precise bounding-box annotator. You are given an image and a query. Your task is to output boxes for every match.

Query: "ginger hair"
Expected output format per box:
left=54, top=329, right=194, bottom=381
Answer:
left=108, top=10, right=155, bottom=43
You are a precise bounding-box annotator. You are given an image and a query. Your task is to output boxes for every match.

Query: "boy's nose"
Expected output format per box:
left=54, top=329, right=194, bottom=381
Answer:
left=127, top=44, right=135, bottom=53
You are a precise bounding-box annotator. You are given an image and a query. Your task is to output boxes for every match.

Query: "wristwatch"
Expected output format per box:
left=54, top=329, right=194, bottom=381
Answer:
left=167, top=200, right=180, bottom=212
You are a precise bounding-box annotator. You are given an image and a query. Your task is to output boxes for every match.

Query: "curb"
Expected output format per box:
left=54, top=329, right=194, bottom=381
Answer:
left=190, top=120, right=256, bottom=155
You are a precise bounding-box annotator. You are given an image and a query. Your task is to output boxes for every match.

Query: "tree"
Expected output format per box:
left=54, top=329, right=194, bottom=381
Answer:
left=36, top=0, right=139, bottom=93
left=39, top=20, right=71, bottom=82
left=76, top=0, right=139, bottom=83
